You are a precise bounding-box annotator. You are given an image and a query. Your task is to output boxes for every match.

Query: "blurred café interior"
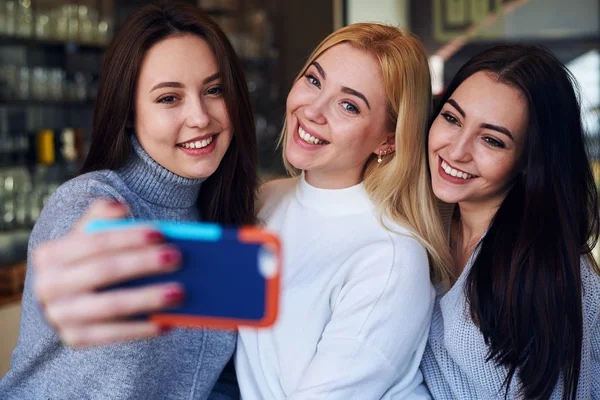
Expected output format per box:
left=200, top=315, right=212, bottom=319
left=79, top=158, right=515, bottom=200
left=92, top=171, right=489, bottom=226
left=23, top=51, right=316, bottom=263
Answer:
left=0, top=0, right=598, bottom=377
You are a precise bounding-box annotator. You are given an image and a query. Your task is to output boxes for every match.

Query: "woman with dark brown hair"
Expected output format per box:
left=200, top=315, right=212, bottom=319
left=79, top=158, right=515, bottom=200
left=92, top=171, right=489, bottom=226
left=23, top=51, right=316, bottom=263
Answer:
left=0, top=3, right=256, bottom=399
left=422, top=45, right=600, bottom=399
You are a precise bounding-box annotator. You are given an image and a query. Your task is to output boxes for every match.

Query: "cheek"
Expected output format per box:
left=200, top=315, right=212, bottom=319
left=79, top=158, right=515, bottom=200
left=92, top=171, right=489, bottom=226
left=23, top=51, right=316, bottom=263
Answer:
left=427, top=121, right=445, bottom=152
left=479, top=153, right=520, bottom=185
left=286, top=82, right=313, bottom=112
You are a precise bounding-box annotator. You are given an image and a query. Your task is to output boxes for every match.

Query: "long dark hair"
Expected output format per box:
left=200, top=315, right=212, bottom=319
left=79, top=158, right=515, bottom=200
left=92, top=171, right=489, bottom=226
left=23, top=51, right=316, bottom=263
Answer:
left=434, top=45, right=599, bottom=399
left=81, top=2, right=257, bottom=225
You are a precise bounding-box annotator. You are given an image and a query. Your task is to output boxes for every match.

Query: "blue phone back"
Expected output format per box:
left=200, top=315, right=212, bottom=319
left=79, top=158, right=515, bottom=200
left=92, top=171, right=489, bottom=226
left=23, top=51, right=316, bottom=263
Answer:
left=86, top=220, right=268, bottom=321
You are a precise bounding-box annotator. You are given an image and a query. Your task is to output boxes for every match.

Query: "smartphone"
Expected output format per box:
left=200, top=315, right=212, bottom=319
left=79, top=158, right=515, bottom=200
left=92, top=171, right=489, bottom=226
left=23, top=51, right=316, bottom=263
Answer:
left=85, top=219, right=281, bottom=330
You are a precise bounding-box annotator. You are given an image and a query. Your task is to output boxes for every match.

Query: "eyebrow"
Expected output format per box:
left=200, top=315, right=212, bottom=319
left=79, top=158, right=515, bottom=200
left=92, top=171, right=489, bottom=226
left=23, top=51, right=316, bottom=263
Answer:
left=341, top=87, right=371, bottom=109
left=311, top=61, right=327, bottom=79
left=310, top=61, right=371, bottom=110
left=447, top=98, right=514, bottom=141
left=149, top=72, right=221, bottom=92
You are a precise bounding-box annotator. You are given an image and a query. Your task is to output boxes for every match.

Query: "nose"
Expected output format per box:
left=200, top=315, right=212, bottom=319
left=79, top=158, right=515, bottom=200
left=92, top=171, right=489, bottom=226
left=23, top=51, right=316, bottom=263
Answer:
left=185, top=97, right=211, bottom=129
left=302, top=93, right=327, bottom=125
left=447, top=131, right=473, bottom=163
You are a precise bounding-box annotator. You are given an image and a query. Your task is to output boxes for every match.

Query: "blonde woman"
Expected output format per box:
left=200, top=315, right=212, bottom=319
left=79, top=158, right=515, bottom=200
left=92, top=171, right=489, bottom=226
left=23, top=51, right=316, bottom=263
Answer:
left=235, top=23, right=452, bottom=399
left=26, top=23, right=450, bottom=399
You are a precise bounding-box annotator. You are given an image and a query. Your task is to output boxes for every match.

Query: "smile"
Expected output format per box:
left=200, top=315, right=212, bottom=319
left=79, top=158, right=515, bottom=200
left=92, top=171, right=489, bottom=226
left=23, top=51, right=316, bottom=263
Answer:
left=440, top=158, right=477, bottom=180
left=177, top=135, right=214, bottom=149
left=298, top=125, right=328, bottom=145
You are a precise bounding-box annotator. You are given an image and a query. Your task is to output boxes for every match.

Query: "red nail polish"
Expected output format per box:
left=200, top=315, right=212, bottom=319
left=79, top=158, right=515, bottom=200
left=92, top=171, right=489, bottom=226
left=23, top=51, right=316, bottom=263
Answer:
left=108, top=201, right=124, bottom=208
left=158, top=325, right=172, bottom=335
left=164, top=288, right=185, bottom=304
left=146, top=231, right=164, bottom=243
left=160, top=250, right=180, bottom=265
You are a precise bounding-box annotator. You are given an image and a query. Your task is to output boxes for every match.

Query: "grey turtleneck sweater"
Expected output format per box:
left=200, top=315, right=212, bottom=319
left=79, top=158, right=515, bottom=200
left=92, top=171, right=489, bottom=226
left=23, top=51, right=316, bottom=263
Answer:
left=0, top=137, right=238, bottom=400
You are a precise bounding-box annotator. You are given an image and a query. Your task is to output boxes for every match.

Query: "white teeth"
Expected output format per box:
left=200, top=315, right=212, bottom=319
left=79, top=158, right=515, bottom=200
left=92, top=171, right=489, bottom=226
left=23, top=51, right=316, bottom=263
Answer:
left=179, top=136, right=213, bottom=149
left=298, top=126, right=325, bottom=145
left=441, top=159, right=475, bottom=180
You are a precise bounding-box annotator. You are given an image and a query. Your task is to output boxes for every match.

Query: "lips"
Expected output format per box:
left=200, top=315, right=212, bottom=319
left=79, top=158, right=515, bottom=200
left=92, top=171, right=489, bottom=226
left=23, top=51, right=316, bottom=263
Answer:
left=176, top=134, right=217, bottom=149
left=296, top=121, right=329, bottom=145
left=440, top=157, right=477, bottom=180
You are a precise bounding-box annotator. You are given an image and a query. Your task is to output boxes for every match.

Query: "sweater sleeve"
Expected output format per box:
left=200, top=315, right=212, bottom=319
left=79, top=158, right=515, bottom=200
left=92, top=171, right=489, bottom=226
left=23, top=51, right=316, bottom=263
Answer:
left=5, top=177, right=123, bottom=387
left=287, top=234, right=435, bottom=400
left=591, top=281, right=600, bottom=396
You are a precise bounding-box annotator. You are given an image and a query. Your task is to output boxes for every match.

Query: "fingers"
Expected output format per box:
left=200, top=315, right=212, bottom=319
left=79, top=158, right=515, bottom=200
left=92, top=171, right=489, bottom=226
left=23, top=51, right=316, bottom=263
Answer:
left=35, top=243, right=181, bottom=304
left=45, top=283, right=184, bottom=326
left=60, top=321, right=170, bottom=348
left=72, top=198, right=130, bottom=234
left=33, top=225, right=166, bottom=273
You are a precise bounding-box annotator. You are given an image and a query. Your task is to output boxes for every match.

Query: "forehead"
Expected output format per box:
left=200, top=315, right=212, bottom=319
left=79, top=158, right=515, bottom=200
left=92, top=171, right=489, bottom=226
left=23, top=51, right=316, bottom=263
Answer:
left=314, top=43, right=386, bottom=99
left=451, top=71, right=528, bottom=137
left=138, top=34, right=218, bottom=85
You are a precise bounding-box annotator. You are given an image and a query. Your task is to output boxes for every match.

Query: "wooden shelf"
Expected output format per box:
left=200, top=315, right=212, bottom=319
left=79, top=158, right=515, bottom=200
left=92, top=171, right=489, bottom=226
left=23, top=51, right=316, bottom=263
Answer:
left=0, top=261, right=25, bottom=308
left=0, top=293, right=22, bottom=309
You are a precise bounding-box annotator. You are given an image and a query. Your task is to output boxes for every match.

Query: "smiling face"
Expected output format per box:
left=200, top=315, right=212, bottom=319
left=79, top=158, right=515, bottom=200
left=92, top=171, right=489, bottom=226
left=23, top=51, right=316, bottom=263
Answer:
left=134, top=34, right=232, bottom=179
left=428, top=71, right=529, bottom=211
left=284, top=42, right=395, bottom=189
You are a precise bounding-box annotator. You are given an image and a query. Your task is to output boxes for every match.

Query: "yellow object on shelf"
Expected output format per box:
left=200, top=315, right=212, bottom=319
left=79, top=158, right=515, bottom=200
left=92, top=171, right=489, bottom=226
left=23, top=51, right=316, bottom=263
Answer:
left=37, top=129, right=55, bottom=165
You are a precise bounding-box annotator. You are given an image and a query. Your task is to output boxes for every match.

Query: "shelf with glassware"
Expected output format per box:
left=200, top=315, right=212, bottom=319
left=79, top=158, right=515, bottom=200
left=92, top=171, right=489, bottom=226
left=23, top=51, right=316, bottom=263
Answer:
left=211, top=6, right=285, bottom=177
left=0, top=0, right=113, bottom=47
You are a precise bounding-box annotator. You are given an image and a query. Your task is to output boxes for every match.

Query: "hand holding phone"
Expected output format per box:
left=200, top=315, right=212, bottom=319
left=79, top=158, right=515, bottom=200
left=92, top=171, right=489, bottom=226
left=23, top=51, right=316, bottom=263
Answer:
left=85, top=220, right=281, bottom=330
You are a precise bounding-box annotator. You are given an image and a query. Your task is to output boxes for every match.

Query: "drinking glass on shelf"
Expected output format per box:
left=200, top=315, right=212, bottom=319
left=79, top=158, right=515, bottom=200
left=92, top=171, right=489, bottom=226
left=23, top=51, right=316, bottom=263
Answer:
left=31, top=67, right=49, bottom=100
left=79, top=5, right=98, bottom=43
left=17, top=66, right=30, bottom=100
left=3, top=0, right=17, bottom=36
left=96, top=18, right=111, bottom=45
left=53, top=6, right=68, bottom=40
left=49, top=68, right=65, bottom=101
left=15, top=0, right=33, bottom=38
left=67, top=4, right=79, bottom=41
left=35, top=12, right=50, bottom=39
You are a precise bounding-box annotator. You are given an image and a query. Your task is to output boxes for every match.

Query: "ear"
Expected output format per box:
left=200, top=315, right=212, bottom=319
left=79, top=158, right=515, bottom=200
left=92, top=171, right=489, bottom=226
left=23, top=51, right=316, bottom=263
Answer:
left=373, top=131, right=396, bottom=156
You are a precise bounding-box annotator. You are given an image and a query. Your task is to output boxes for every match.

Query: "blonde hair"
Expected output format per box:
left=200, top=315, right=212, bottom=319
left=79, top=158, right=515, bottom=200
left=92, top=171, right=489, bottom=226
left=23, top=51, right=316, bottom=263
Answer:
left=279, top=23, right=455, bottom=285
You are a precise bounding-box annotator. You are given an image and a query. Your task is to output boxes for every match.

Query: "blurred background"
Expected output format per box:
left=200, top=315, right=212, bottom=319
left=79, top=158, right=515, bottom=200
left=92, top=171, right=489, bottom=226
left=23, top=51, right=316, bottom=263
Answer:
left=1, top=0, right=599, bottom=377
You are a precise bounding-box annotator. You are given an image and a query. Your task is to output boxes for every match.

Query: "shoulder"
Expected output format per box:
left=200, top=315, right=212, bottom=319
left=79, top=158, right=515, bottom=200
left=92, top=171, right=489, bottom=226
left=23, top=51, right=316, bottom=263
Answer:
left=50, top=171, right=127, bottom=205
left=30, top=171, right=126, bottom=244
left=381, top=217, right=430, bottom=270
left=256, top=177, right=298, bottom=222
left=581, top=257, right=600, bottom=329
left=345, top=218, right=431, bottom=285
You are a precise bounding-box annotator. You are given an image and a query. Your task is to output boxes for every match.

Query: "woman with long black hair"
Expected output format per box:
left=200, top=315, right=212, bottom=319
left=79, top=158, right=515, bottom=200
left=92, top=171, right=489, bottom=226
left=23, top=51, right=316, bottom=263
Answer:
left=422, top=44, right=600, bottom=399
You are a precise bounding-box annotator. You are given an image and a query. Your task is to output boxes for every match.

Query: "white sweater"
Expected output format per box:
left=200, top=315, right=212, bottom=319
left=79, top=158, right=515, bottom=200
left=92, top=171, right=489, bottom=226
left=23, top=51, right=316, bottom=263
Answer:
left=235, top=175, right=435, bottom=400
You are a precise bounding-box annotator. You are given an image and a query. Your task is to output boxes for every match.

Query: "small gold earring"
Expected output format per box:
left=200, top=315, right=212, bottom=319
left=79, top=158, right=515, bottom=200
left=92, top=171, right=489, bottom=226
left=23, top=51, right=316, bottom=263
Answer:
left=378, top=148, right=389, bottom=163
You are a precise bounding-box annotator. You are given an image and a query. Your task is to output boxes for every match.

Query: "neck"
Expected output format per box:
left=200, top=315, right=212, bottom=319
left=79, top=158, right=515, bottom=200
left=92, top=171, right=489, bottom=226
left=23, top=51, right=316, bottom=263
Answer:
left=452, top=201, right=498, bottom=273
left=117, top=135, right=205, bottom=208
left=304, top=168, right=362, bottom=190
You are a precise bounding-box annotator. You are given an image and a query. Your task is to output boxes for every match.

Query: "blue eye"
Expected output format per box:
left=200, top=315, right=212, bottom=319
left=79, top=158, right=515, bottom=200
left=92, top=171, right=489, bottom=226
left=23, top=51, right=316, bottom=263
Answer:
left=157, top=95, right=178, bottom=104
left=305, top=74, right=321, bottom=88
left=341, top=101, right=359, bottom=114
left=206, top=85, right=223, bottom=96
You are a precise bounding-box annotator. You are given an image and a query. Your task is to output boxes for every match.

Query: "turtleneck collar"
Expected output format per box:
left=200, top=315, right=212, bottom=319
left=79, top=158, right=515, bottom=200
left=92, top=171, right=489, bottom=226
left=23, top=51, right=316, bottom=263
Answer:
left=295, top=172, right=373, bottom=216
left=117, top=135, right=205, bottom=208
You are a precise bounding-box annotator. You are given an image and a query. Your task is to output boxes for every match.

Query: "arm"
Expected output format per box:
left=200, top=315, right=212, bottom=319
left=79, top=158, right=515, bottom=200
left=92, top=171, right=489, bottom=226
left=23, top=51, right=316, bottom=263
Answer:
left=590, top=275, right=600, bottom=395
left=288, top=235, right=435, bottom=400
left=27, top=179, right=181, bottom=346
